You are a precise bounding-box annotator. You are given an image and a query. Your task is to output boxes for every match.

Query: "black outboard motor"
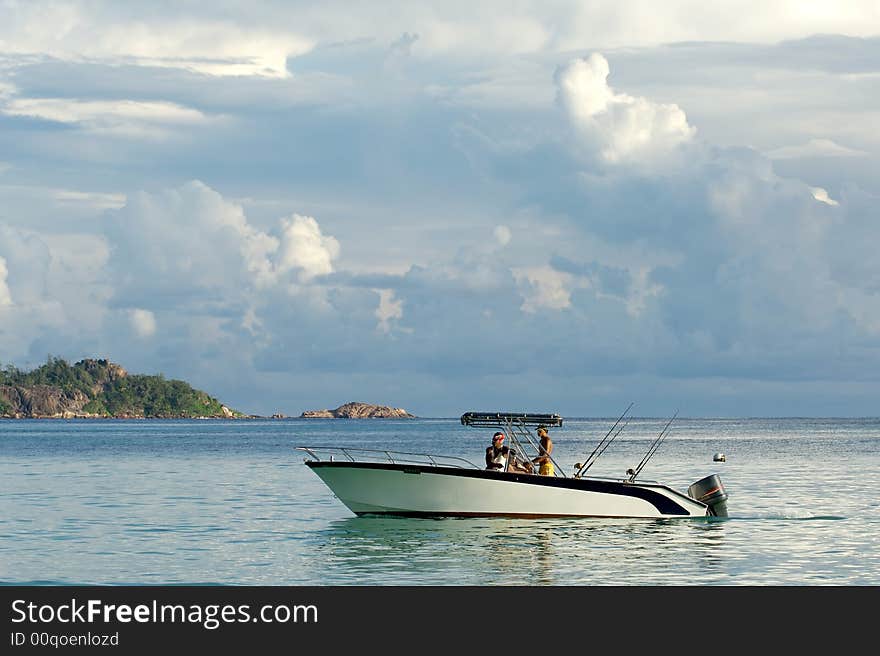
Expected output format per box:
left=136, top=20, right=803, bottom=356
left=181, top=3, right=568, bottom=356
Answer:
left=688, top=474, right=729, bottom=517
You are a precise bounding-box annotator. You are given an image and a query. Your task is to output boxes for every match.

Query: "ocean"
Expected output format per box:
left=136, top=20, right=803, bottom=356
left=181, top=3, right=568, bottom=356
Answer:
left=1, top=417, right=878, bottom=585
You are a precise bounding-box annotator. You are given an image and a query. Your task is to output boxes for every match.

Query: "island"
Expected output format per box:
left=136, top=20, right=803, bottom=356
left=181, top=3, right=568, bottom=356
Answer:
left=0, top=357, right=245, bottom=419
left=300, top=401, right=416, bottom=419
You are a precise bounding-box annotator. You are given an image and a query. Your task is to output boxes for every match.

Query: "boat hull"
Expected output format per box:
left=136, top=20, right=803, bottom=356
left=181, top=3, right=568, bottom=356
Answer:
left=305, top=461, right=709, bottom=518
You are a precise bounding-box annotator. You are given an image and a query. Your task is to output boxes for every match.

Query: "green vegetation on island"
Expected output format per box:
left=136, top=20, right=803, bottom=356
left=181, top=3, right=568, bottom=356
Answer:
left=0, top=356, right=243, bottom=419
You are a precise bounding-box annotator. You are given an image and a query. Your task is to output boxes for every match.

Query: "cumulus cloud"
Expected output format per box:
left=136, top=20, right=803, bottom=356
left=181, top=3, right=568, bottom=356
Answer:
left=128, top=308, right=156, bottom=338
left=825, top=186, right=880, bottom=295
left=375, top=289, right=404, bottom=333
left=623, top=267, right=663, bottom=318
left=106, top=186, right=339, bottom=296
left=105, top=181, right=276, bottom=300
left=493, top=225, right=512, bottom=246
left=276, top=215, right=340, bottom=282
left=0, top=224, right=109, bottom=361
left=0, top=225, right=52, bottom=305
left=104, top=183, right=336, bottom=298
left=512, top=53, right=880, bottom=390
left=556, top=53, right=696, bottom=165
left=515, top=266, right=575, bottom=314
left=0, top=257, right=12, bottom=306
left=811, top=186, right=839, bottom=206
left=99, top=181, right=344, bottom=359
left=1, top=180, right=355, bottom=398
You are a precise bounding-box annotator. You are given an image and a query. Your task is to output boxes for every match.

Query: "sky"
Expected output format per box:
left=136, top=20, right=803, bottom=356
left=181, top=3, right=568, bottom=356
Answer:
left=1, top=1, right=879, bottom=417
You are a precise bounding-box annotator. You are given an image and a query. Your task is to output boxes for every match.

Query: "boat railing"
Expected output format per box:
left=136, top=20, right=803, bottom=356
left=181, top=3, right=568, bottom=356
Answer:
left=296, top=446, right=481, bottom=470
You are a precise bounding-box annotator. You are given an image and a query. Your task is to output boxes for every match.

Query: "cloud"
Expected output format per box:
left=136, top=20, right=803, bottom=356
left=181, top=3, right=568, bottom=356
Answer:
left=98, top=181, right=346, bottom=366
left=415, top=13, right=550, bottom=56
left=2, top=12, right=880, bottom=416
left=0, top=5, right=312, bottom=77
left=0, top=184, right=126, bottom=212
left=105, top=181, right=276, bottom=302
left=0, top=256, right=12, bottom=306
left=0, top=225, right=52, bottom=305
left=42, top=182, right=341, bottom=315
left=128, top=308, right=156, bottom=338
left=766, top=138, right=869, bottom=160
left=2, top=98, right=214, bottom=139
left=493, top=225, right=512, bottom=246
left=811, top=186, right=839, bottom=206
left=556, top=53, right=696, bottom=166
left=511, top=54, right=880, bottom=388
left=549, top=256, right=661, bottom=317
left=515, top=266, right=575, bottom=313
left=825, top=185, right=880, bottom=294
left=375, top=289, right=403, bottom=333
left=555, top=4, right=880, bottom=50
left=0, top=225, right=108, bottom=363
left=275, top=214, right=340, bottom=282
left=12, top=2, right=879, bottom=62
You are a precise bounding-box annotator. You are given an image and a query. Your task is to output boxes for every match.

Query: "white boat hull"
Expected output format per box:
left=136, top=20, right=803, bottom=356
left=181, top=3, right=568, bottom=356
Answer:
left=306, top=462, right=710, bottom=519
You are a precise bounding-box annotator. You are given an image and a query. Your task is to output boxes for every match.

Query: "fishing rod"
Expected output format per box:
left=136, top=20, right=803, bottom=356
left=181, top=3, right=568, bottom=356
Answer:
left=575, top=402, right=633, bottom=478
left=631, top=410, right=678, bottom=480
left=629, top=410, right=678, bottom=482
left=579, top=417, right=630, bottom=476
left=575, top=403, right=633, bottom=478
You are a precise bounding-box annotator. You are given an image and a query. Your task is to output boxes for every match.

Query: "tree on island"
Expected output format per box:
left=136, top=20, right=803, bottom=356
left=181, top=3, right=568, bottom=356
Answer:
left=0, top=356, right=242, bottom=419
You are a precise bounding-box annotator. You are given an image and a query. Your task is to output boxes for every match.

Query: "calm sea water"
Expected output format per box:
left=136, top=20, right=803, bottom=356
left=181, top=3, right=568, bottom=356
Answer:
left=1, top=417, right=878, bottom=585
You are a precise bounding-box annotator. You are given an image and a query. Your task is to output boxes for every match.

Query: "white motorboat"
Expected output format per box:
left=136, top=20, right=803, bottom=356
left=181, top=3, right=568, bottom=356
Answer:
left=299, top=410, right=729, bottom=519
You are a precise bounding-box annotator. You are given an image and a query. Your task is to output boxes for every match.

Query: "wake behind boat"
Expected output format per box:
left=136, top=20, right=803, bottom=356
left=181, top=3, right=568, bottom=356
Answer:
left=298, top=410, right=729, bottom=519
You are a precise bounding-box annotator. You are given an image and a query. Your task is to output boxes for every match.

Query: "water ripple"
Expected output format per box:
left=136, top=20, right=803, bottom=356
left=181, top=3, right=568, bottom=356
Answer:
left=1, top=417, right=878, bottom=585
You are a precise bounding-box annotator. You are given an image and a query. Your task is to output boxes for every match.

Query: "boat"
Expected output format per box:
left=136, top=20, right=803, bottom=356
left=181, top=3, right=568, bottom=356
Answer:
left=298, top=409, right=729, bottom=519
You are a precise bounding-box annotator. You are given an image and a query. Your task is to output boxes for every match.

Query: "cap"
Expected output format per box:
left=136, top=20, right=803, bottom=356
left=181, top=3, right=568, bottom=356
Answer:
left=493, top=432, right=505, bottom=440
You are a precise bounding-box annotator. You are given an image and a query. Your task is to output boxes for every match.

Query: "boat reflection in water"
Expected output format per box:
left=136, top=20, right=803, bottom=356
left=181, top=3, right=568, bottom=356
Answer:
left=306, top=514, right=728, bottom=585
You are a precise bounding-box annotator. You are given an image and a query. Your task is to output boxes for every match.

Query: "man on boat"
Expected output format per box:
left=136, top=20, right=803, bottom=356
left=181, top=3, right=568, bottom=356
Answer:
left=485, top=432, right=510, bottom=470
left=532, top=426, right=554, bottom=476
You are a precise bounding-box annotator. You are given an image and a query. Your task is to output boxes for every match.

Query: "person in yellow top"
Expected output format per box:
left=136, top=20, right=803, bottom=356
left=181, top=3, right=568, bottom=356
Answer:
left=532, top=426, right=554, bottom=476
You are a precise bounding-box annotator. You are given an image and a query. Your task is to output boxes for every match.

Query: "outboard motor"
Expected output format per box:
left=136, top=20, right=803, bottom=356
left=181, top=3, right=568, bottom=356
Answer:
left=688, top=474, right=729, bottom=517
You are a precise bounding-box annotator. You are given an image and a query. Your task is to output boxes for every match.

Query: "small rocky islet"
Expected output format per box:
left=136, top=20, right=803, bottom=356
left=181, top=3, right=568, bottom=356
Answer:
left=300, top=401, right=416, bottom=419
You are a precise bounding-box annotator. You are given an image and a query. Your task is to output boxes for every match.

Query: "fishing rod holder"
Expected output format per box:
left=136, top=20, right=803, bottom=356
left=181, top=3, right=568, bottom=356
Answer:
left=460, top=412, right=563, bottom=427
